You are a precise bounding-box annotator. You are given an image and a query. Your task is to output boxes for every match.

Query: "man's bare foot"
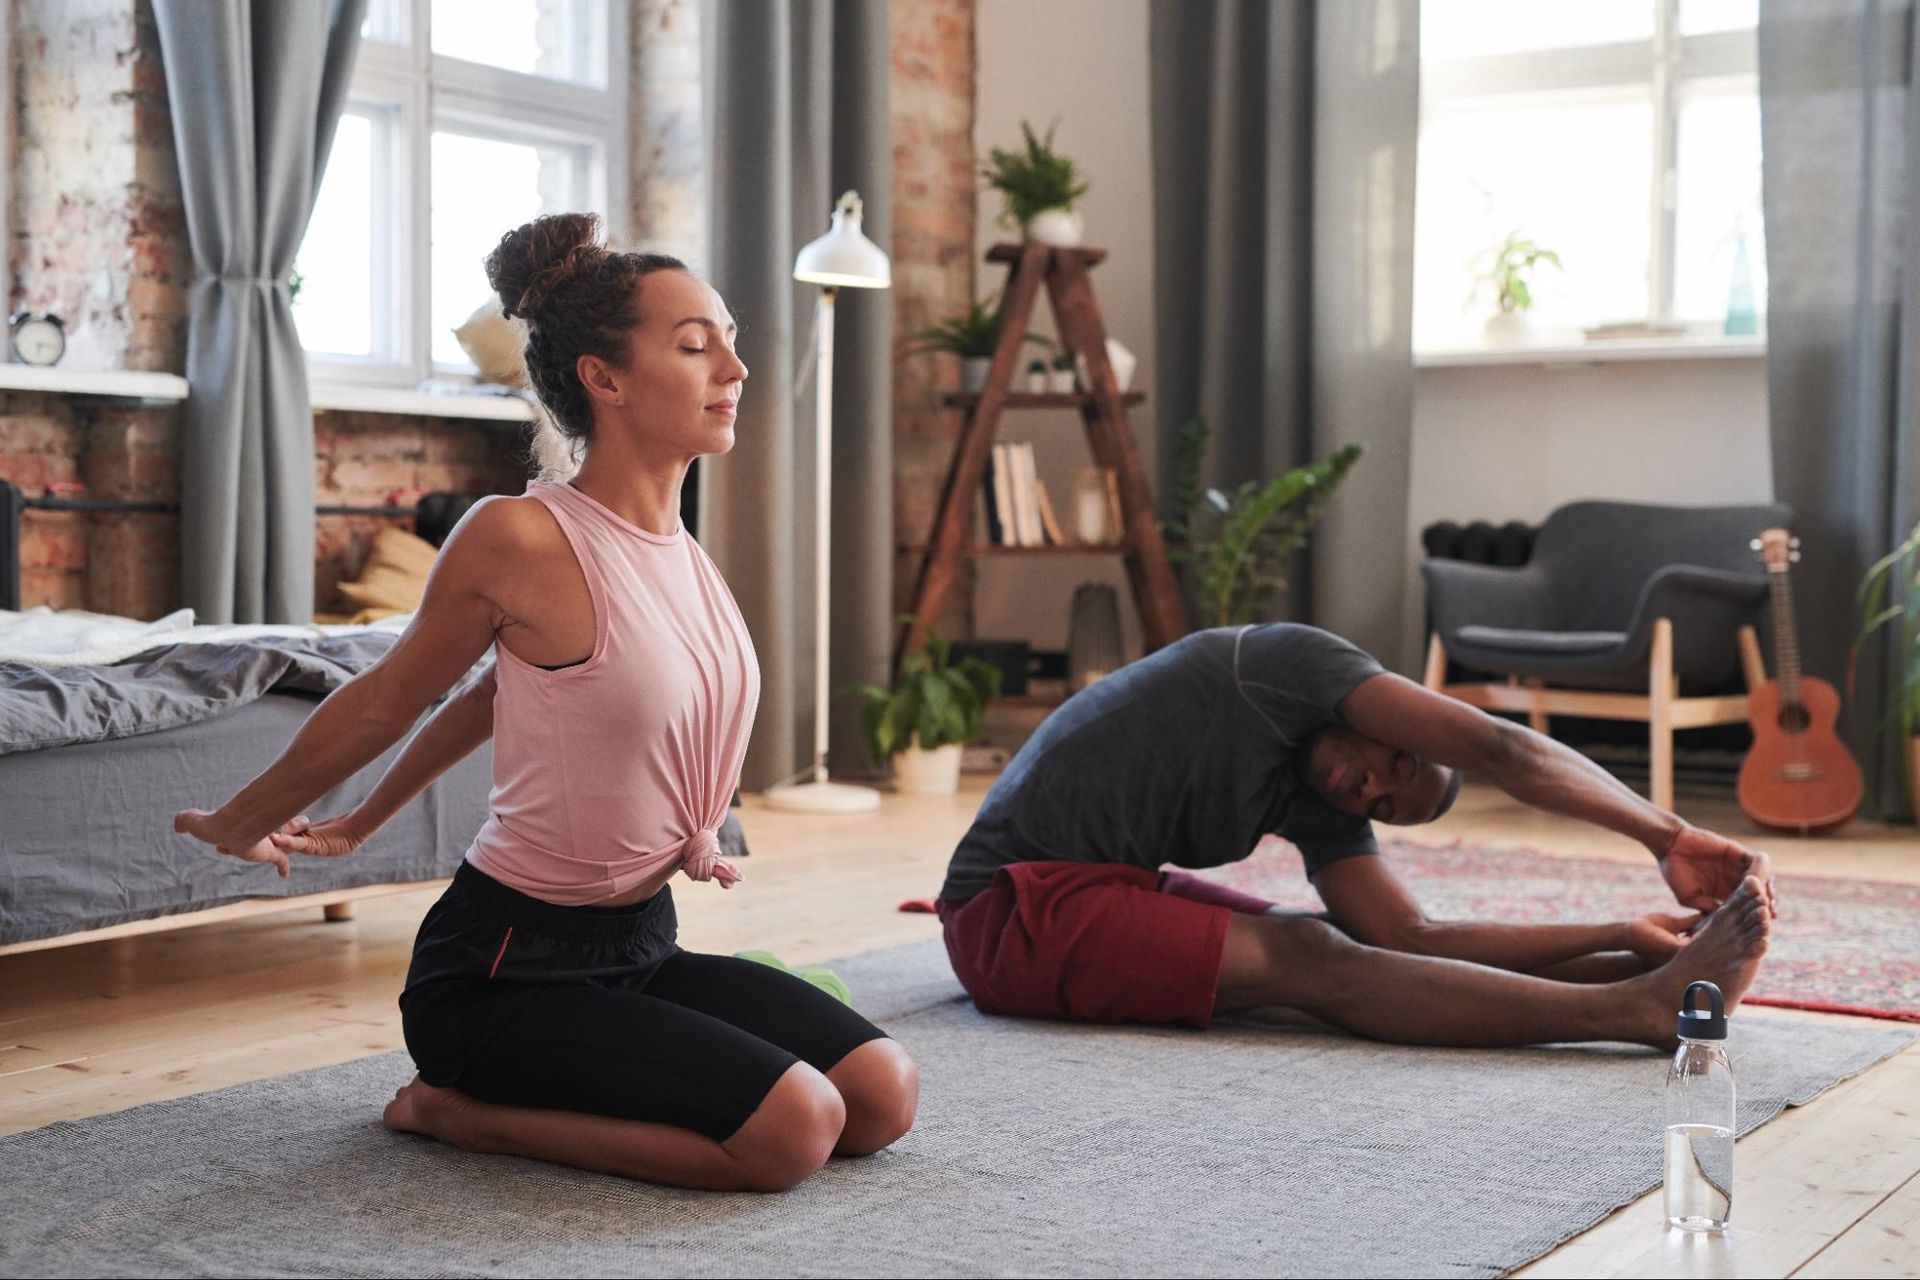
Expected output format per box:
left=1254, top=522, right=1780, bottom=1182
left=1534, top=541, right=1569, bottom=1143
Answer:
left=382, top=1075, right=484, bottom=1149
left=1634, top=876, right=1771, bottom=1049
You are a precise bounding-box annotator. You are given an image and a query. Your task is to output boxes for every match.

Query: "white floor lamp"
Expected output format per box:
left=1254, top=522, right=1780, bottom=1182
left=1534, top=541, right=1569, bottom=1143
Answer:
left=764, top=191, right=890, bottom=814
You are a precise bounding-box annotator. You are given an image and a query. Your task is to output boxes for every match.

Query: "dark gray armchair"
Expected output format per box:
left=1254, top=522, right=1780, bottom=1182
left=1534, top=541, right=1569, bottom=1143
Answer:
left=1421, top=500, right=1788, bottom=809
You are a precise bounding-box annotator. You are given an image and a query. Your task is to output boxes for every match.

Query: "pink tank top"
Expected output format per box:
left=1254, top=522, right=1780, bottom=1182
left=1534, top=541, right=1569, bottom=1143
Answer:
left=466, top=480, right=759, bottom=905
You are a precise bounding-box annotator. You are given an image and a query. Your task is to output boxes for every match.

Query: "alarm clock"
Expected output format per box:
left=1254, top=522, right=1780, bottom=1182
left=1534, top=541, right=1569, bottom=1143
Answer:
left=10, top=312, right=66, bottom=366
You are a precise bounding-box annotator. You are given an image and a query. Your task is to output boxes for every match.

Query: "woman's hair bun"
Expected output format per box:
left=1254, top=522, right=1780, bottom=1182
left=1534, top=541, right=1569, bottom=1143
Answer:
left=485, top=212, right=604, bottom=321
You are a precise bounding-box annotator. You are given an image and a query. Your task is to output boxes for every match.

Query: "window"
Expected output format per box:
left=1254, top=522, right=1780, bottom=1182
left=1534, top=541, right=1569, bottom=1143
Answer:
left=296, top=0, right=627, bottom=383
left=1414, top=0, right=1764, bottom=350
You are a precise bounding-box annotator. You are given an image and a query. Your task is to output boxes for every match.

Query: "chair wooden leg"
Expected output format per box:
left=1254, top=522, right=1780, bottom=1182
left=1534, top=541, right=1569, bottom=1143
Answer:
left=1523, top=677, right=1550, bottom=735
left=1650, top=618, right=1675, bottom=810
left=323, top=902, right=355, bottom=923
left=1423, top=633, right=1447, bottom=691
left=1737, top=624, right=1766, bottom=691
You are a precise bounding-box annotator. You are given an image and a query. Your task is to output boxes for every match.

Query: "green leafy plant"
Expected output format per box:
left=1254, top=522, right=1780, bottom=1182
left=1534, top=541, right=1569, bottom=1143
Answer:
left=903, top=296, right=1054, bottom=365
left=852, top=625, right=1003, bottom=763
left=1475, top=229, right=1561, bottom=314
left=981, top=120, right=1090, bottom=230
left=1164, top=418, right=1365, bottom=628
left=1853, top=517, right=1920, bottom=808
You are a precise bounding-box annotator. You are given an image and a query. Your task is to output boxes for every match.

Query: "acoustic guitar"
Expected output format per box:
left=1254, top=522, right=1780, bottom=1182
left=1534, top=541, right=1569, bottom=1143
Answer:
left=1737, top=528, right=1864, bottom=833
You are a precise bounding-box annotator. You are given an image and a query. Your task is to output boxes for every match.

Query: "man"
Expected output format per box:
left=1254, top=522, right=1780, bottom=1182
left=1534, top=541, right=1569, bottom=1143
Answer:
left=937, top=624, right=1775, bottom=1049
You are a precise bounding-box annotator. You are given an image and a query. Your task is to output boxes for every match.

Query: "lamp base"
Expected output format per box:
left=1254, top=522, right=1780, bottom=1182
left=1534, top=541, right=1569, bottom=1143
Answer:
left=762, top=778, right=883, bottom=814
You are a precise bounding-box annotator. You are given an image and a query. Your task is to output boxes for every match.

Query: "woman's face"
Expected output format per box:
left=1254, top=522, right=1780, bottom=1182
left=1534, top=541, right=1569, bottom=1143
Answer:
left=594, top=268, right=748, bottom=459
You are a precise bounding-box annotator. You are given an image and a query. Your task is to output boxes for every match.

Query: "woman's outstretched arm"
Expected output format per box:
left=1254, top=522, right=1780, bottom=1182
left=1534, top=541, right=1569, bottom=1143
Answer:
left=173, top=503, right=514, bottom=874
left=268, top=664, right=499, bottom=860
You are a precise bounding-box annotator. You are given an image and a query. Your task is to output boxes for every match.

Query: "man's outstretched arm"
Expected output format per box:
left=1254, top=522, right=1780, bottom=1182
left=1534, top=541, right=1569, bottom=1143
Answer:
left=1338, top=672, right=1775, bottom=913
left=1312, top=853, right=1695, bottom=974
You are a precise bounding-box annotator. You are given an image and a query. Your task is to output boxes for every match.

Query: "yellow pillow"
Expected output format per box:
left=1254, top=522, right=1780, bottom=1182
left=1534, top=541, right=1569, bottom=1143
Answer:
left=337, top=526, right=438, bottom=612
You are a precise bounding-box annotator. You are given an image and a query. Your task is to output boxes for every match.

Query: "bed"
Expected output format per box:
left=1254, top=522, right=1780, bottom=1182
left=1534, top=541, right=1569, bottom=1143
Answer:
left=0, top=610, right=495, bottom=954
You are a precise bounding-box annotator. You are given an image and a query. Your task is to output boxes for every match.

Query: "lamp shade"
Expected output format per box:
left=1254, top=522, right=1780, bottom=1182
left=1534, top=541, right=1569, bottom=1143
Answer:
left=793, top=190, right=891, bottom=288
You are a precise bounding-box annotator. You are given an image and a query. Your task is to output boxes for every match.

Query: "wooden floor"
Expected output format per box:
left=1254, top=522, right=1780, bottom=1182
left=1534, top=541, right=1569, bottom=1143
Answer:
left=2, top=778, right=1916, bottom=1277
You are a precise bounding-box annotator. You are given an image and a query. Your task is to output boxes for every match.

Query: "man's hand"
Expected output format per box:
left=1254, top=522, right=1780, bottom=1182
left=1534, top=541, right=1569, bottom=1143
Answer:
left=269, top=813, right=372, bottom=859
left=1657, top=824, right=1777, bottom=915
left=1621, top=910, right=1703, bottom=965
left=173, top=808, right=296, bottom=878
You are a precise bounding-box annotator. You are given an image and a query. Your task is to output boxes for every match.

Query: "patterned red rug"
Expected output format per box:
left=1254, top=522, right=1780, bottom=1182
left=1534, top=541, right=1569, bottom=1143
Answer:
left=1197, top=837, right=1920, bottom=1023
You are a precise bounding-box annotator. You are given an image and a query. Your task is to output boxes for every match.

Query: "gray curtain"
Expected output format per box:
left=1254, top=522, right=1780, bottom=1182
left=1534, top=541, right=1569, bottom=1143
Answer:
left=154, top=0, right=364, bottom=624
left=702, top=0, right=892, bottom=791
left=1760, top=0, right=1920, bottom=817
left=1149, top=0, right=1420, bottom=669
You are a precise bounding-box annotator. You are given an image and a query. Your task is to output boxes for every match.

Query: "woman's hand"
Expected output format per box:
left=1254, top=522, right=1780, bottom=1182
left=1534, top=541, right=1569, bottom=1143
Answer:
left=268, top=813, right=372, bottom=859
left=173, top=808, right=296, bottom=877
left=1621, top=910, right=1703, bottom=965
left=1656, top=823, right=1778, bottom=916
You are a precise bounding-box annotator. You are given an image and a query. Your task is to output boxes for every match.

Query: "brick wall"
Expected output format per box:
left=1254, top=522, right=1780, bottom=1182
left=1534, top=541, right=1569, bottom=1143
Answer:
left=312, top=412, right=531, bottom=614
left=889, top=0, right=976, bottom=638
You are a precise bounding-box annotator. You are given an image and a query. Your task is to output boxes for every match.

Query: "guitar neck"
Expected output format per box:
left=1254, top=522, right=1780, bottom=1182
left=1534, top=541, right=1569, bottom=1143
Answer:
left=1768, top=563, right=1804, bottom=706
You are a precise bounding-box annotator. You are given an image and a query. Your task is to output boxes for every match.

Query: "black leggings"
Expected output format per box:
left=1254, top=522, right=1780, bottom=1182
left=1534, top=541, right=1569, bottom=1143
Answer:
left=400, top=862, right=889, bottom=1142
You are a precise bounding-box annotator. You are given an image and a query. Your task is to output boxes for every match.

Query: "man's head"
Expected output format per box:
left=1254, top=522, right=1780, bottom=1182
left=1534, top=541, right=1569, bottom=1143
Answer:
left=1303, top=726, right=1460, bottom=825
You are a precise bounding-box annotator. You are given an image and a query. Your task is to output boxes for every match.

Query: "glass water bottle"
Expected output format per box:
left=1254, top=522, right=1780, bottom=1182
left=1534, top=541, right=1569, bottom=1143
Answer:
left=1664, top=980, right=1735, bottom=1232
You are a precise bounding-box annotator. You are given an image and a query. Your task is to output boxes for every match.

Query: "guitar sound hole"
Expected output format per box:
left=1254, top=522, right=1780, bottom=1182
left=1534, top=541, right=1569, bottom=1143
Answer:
left=1776, top=704, right=1811, bottom=733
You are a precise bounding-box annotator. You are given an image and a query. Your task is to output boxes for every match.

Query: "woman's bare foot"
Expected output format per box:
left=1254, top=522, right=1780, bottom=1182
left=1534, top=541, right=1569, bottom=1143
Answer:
left=1633, top=876, right=1772, bottom=1048
left=383, top=1075, right=485, bottom=1149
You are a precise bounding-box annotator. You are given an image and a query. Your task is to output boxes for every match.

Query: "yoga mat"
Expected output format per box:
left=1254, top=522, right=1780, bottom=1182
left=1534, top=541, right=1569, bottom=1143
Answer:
left=0, top=940, right=1910, bottom=1278
left=1197, top=837, right=1920, bottom=1023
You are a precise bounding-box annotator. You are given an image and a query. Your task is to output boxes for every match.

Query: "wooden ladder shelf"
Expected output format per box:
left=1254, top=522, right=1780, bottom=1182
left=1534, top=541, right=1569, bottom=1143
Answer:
left=896, top=242, right=1187, bottom=669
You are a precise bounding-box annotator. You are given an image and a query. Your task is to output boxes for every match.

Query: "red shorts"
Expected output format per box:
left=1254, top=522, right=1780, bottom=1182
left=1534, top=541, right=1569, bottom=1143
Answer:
left=936, top=862, right=1278, bottom=1029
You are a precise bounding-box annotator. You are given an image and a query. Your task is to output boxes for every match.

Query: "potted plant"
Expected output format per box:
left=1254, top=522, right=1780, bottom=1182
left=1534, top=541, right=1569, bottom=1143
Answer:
left=1048, top=347, right=1078, bottom=393
left=1025, top=357, right=1049, bottom=393
left=1854, top=517, right=1920, bottom=818
left=1475, top=229, right=1560, bottom=342
left=903, top=297, right=1048, bottom=393
left=1164, top=417, right=1364, bottom=628
left=853, top=626, right=1003, bottom=795
left=982, top=120, right=1091, bottom=247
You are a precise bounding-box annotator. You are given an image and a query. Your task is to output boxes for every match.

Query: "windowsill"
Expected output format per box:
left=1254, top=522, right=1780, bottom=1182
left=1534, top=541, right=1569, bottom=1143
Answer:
left=0, top=364, right=189, bottom=401
left=307, top=383, right=538, bottom=421
left=1416, top=333, right=1767, bottom=369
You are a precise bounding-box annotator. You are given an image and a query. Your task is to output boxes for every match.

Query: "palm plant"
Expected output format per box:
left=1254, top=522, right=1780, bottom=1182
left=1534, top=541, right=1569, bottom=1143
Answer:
left=1166, top=417, right=1365, bottom=628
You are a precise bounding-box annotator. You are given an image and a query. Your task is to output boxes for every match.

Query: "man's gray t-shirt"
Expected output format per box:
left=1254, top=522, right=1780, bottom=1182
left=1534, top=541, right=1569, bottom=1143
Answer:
left=939, top=623, right=1385, bottom=902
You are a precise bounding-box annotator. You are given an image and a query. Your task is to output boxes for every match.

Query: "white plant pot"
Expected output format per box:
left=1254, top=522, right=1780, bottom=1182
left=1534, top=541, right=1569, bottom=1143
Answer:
left=960, top=357, right=993, bottom=393
left=1025, top=368, right=1049, bottom=393
left=893, top=742, right=963, bottom=796
left=1482, top=309, right=1532, bottom=344
left=1074, top=338, right=1136, bottom=393
left=1025, top=208, right=1084, bottom=247
left=1048, top=369, right=1078, bottom=393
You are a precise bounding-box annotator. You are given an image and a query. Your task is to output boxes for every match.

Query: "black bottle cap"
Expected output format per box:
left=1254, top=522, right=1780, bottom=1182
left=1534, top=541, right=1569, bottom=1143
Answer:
left=1677, top=980, right=1728, bottom=1041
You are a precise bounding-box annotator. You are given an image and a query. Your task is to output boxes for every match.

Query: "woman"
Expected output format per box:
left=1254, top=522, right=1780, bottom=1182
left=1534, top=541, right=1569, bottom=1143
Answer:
left=174, top=213, right=919, bottom=1192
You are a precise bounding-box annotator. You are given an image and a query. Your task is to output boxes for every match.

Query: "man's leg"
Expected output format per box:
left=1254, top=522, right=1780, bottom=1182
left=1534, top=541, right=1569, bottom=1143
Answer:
left=1216, top=877, right=1770, bottom=1048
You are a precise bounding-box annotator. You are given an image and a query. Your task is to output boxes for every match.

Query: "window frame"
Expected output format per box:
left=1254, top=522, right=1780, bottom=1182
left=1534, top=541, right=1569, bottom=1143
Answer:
left=1418, top=0, right=1759, bottom=336
left=304, top=0, right=629, bottom=388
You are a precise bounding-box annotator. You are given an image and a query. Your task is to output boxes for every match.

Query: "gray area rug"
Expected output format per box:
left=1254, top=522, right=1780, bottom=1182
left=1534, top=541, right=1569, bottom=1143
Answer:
left=3, top=940, right=1912, bottom=1279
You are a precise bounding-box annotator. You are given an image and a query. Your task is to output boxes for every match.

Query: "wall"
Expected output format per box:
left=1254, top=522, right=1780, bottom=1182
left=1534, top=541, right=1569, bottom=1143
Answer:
left=891, top=0, right=978, bottom=639
left=969, top=0, right=1157, bottom=657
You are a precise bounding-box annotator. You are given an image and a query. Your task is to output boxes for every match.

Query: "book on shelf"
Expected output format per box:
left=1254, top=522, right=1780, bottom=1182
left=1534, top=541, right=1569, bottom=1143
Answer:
left=1011, top=442, right=1042, bottom=547
left=990, top=442, right=1016, bottom=546
left=1034, top=476, right=1065, bottom=545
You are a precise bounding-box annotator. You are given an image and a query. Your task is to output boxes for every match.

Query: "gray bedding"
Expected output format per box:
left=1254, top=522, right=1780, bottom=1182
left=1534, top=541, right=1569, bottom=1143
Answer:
left=0, top=634, right=405, bottom=754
